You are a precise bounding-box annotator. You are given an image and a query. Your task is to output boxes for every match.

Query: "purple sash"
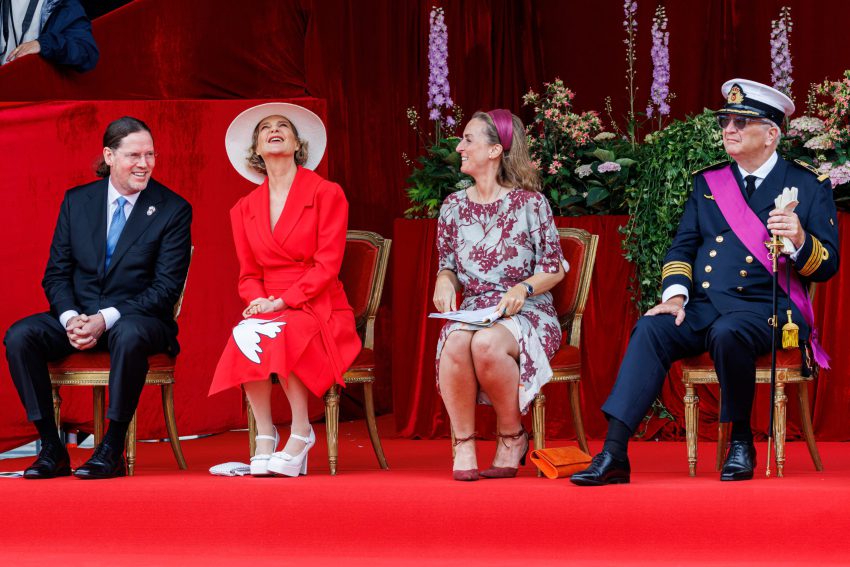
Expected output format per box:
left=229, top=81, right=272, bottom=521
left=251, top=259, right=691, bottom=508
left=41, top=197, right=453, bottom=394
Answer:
left=703, top=166, right=829, bottom=368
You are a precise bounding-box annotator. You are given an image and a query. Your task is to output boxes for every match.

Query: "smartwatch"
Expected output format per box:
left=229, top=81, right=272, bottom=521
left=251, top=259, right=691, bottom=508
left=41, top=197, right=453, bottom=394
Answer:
left=520, top=282, right=534, bottom=296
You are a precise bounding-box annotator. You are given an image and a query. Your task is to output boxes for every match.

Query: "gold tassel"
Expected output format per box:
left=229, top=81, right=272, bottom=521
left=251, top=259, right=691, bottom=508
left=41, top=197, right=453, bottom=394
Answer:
left=782, top=309, right=799, bottom=349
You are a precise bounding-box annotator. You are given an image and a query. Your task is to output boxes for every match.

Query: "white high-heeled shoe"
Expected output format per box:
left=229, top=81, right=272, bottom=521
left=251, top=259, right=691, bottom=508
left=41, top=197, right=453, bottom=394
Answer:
left=249, top=426, right=280, bottom=476
left=267, top=427, right=316, bottom=477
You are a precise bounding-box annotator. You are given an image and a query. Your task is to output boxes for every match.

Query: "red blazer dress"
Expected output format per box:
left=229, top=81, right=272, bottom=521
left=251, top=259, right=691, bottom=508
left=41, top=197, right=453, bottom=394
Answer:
left=209, top=167, right=361, bottom=397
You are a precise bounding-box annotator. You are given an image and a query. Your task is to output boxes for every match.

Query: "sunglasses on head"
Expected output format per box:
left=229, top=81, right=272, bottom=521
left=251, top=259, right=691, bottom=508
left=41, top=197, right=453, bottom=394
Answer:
left=717, top=114, right=773, bottom=130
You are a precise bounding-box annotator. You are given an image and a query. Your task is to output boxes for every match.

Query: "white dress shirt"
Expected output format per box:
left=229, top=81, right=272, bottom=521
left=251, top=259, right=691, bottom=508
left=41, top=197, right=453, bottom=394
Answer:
left=59, top=181, right=141, bottom=330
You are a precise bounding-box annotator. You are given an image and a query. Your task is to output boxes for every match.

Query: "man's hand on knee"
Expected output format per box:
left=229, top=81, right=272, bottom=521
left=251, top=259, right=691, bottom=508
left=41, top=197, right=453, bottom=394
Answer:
left=645, top=296, right=686, bottom=326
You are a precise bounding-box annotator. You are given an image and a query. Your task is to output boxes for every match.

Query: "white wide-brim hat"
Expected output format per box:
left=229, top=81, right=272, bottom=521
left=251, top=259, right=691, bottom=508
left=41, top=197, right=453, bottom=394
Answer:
left=225, top=102, right=327, bottom=184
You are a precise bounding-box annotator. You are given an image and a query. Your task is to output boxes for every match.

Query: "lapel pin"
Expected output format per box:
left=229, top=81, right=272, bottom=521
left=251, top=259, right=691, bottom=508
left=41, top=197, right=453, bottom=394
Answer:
left=147, top=206, right=156, bottom=216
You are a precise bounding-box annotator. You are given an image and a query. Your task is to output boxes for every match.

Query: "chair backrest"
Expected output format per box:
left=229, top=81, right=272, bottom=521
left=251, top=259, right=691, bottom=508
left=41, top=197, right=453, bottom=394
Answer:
left=172, top=245, right=195, bottom=320
left=339, top=231, right=392, bottom=349
left=550, top=228, right=599, bottom=347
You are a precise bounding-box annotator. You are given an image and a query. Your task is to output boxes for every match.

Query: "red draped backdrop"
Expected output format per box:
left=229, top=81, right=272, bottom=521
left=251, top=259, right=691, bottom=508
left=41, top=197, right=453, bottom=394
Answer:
left=1, top=0, right=850, bottom=451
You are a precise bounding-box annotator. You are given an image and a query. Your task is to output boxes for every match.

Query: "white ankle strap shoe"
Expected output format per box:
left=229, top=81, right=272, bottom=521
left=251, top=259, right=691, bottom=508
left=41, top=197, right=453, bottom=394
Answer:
left=268, top=427, right=316, bottom=477
left=249, top=426, right=280, bottom=476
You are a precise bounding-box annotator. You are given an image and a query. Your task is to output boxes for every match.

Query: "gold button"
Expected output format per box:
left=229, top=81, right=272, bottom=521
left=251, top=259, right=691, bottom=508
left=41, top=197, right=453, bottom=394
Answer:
left=702, top=281, right=710, bottom=289
left=716, top=235, right=724, bottom=243
left=705, top=265, right=712, bottom=273
left=745, top=256, right=753, bottom=263
left=709, top=250, right=717, bottom=257
left=737, top=286, right=744, bottom=292
left=740, top=270, right=748, bottom=277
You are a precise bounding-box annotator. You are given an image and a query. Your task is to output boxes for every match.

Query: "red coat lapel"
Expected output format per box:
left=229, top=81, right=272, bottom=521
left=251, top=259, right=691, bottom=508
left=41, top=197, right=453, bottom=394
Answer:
left=272, top=167, right=320, bottom=246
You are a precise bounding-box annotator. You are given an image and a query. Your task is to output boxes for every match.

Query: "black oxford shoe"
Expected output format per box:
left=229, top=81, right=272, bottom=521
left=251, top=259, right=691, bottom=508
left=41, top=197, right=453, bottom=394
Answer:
left=23, top=443, right=71, bottom=479
left=570, top=450, right=631, bottom=486
left=720, top=440, right=756, bottom=481
left=74, top=442, right=126, bottom=480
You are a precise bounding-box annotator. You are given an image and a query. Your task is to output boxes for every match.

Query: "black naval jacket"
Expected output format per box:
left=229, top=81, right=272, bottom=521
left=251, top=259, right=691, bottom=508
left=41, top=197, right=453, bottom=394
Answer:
left=660, top=156, right=839, bottom=337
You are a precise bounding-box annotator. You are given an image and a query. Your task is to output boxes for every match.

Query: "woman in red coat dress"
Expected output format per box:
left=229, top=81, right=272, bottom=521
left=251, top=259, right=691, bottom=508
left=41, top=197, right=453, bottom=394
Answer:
left=209, top=103, right=360, bottom=477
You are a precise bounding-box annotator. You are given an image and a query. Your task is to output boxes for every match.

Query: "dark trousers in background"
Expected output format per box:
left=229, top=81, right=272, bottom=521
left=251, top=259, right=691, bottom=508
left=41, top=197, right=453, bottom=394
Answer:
left=5, top=312, right=171, bottom=423
left=601, top=311, right=773, bottom=431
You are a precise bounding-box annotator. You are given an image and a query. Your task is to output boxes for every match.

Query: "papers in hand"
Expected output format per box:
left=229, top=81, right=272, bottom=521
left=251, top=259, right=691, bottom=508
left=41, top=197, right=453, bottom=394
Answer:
left=774, top=187, right=799, bottom=255
left=429, top=306, right=503, bottom=327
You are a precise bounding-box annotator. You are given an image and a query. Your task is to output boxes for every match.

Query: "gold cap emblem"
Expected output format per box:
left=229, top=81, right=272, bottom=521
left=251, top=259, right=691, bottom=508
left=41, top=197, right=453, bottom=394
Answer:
left=727, top=85, right=745, bottom=105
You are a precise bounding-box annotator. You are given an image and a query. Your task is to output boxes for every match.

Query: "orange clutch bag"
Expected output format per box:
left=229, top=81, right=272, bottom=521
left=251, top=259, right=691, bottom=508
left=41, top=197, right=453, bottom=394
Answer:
left=529, top=446, right=592, bottom=479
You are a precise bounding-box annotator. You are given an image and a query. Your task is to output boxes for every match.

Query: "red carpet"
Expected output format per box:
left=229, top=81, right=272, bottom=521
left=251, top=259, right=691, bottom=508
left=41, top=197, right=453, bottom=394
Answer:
left=1, top=416, right=848, bottom=566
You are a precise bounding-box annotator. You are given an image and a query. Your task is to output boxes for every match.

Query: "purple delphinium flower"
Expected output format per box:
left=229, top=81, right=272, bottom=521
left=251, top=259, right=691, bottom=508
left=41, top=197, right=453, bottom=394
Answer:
left=770, top=6, right=794, bottom=98
left=646, top=5, right=670, bottom=119
left=427, top=7, right=453, bottom=125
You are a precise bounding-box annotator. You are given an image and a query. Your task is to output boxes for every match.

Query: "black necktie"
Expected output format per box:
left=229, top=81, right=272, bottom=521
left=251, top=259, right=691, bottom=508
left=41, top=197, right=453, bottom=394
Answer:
left=744, top=175, right=757, bottom=201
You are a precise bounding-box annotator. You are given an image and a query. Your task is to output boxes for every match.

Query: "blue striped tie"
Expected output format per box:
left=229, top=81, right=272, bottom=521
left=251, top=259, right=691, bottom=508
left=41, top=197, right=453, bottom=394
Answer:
left=105, top=196, right=128, bottom=270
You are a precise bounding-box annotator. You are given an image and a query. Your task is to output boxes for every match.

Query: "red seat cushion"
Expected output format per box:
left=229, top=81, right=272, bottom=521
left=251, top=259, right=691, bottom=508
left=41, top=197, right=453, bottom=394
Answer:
left=347, top=348, right=375, bottom=372
left=681, top=348, right=803, bottom=370
left=550, top=344, right=581, bottom=372
left=48, top=352, right=176, bottom=372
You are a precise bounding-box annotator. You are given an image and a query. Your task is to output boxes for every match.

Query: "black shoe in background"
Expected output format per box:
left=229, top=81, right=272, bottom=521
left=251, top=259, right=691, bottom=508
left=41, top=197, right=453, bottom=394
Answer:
left=569, top=450, right=631, bottom=486
left=23, top=442, right=71, bottom=479
left=720, top=440, right=756, bottom=481
left=73, top=442, right=127, bottom=480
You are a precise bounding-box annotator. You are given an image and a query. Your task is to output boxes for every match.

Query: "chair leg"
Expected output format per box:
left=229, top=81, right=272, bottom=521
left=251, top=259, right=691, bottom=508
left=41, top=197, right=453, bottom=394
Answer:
left=532, top=393, right=545, bottom=478
left=161, top=383, right=187, bottom=470
left=126, top=413, right=137, bottom=476
left=797, top=381, right=823, bottom=471
left=245, top=388, right=257, bottom=458
left=52, top=386, right=62, bottom=429
left=362, top=381, right=389, bottom=470
left=450, top=427, right=456, bottom=459
left=773, top=382, right=788, bottom=478
left=568, top=382, right=589, bottom=455
left=684, top=383, right=699, bottom=476
left=716, top=422, right=730, bottom=472
left=324, top=384, right=340, bottom=476
left=93, top=386, right=106, bottom=446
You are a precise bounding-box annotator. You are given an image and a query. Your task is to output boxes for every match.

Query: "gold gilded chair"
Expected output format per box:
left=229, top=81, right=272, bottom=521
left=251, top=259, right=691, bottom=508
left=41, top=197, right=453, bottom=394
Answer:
left=681, top=347, right=823, bottom=478
left=48, top=249, right=193, bottom=476
left=530, top=228, right=598, bottom=463
left=248, top=230, right=391, bottom=475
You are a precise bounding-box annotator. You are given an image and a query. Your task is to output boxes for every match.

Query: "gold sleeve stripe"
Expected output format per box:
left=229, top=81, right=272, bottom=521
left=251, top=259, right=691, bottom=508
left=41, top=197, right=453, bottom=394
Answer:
left=662, top=261, right=692, bottom=280
left=799, top=236, right=825, bottom=277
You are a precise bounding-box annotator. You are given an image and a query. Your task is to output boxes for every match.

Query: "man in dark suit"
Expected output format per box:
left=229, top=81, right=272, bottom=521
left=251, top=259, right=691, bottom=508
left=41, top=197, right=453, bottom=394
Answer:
left=571, top=79, right=839, bottom=485
left=4, top=116, right=192, bottom=479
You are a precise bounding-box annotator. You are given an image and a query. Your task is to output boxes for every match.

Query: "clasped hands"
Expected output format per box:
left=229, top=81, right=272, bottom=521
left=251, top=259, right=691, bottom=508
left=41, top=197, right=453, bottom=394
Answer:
left=65, top=313, right=106, bottom=350
left=242, top=296, right=286, bottom=318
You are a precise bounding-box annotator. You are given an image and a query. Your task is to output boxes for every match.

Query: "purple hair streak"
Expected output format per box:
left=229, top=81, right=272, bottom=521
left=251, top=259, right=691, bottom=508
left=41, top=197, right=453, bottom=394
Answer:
left=487, top=109, right=514, bottom=152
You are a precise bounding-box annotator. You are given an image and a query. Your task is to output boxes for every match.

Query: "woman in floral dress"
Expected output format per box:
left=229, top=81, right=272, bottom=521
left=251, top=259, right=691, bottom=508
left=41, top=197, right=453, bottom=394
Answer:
left=434, top=110, right=568, bottom=481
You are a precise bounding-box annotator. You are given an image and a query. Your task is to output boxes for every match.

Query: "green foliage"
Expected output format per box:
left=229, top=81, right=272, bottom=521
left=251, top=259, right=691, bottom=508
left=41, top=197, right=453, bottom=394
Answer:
left=620, top=109, right=727, bottom=313
left=404, top=135, right=471, bottom=218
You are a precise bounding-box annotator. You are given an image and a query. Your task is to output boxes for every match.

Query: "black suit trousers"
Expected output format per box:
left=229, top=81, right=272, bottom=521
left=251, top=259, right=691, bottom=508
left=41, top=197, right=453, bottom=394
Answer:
left=601, top=311, right=773, bottom=431
left=5, top=312, right=171, bottom=422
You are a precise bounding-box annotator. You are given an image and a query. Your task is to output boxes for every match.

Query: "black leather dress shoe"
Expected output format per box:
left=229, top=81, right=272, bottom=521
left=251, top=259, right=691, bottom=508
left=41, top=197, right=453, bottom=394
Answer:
left=23, top=443, right=71, bottom=479
left=570, top=450, right=631, bottom=486
left=720, top=440, right=756, bottom=481
left=74, top=443, right=126, bottom=480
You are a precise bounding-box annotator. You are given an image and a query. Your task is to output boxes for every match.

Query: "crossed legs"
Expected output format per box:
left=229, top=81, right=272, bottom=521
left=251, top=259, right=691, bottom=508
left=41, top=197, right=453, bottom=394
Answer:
left=244, top=372, right=313, bottom=456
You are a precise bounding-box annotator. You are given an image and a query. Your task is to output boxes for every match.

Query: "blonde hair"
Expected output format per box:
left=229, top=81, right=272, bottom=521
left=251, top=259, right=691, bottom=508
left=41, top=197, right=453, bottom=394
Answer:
left=473, top=111, right=540, bottom=192
left=247, top=115, right=309, bottom=174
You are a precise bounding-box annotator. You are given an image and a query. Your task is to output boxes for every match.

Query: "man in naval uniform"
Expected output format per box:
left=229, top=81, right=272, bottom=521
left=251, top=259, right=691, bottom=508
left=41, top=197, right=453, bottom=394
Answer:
left=571, top=79, right=839, bottom=485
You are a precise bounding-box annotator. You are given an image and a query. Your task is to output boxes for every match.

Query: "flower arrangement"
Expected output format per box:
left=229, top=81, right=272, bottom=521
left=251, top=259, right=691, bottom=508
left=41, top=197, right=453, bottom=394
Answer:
left=403, top=6, right=468, bottom=218
left=523, top=79, right=635, bottom=215
left=782, top=70, right=850, bottom=207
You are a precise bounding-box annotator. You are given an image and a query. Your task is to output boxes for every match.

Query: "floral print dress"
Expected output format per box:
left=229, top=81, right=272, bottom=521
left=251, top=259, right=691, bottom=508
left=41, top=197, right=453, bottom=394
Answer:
left=435, top=188, right=568, bottom=413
